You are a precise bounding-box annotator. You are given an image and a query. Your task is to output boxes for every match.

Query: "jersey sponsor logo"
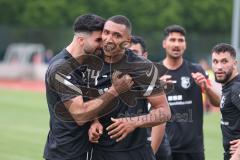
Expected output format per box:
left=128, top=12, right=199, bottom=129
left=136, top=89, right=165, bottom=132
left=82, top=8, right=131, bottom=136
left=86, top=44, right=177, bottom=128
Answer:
left=168, top=95, right=183, bottom=101
left=167, top=95, right=192, bottom=106
left=169, top=100, right=193, bottom=106
left=181, top=76, right=191, bottom=89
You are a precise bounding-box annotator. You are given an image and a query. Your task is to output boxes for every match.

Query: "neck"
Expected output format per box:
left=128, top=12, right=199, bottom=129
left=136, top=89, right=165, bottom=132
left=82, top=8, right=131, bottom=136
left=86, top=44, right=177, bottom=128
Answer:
left=104, top=50, right=125, bottom=63
left=66, top=41, right=84, bottom=58
left=223, top=71, right=239, bottom=86
left=163, top=56, right=183, bottom=70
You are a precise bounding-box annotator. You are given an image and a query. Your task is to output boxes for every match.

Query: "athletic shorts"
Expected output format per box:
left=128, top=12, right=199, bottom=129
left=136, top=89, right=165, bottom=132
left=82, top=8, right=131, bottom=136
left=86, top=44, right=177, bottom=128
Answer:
left=171, top=152, right=205, bottom=160
left=91, top=144, right=156, bottom=160
left=224, top=152, right=231, bottom=160
left=45, top=151, right=91, bottom=160
left=155, top=134, right=172, bottom=160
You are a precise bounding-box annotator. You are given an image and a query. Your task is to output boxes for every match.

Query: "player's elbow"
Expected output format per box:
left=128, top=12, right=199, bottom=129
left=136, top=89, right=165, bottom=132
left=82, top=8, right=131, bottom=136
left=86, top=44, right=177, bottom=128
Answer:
left=69, top=108, right=90, bottom=126
left=72, top=114, right=89, bottom=126
left=162, top=109, right=171, bottom=122
left=154, top=107, right=171, bottom=123
left=75, top=120, right=87, bottom=126
left=165, top=109, right=171, bottom=121
left=161, top=105, right=171, bottom=122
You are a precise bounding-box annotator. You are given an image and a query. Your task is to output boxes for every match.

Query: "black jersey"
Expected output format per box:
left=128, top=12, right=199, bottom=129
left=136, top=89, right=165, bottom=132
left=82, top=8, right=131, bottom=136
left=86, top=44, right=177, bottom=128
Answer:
left=44, top=49, right=102, bottom=160
left=159, top=60, right=206, bottom=153
left=94, top=49, right=163, bottom=151
left=220, top=75, right=240, bottom=155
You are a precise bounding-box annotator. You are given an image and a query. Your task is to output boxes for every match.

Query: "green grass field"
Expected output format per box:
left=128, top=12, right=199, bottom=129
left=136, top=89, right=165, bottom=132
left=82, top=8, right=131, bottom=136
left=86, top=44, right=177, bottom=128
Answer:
left=0, top=88, right=223, bottom=160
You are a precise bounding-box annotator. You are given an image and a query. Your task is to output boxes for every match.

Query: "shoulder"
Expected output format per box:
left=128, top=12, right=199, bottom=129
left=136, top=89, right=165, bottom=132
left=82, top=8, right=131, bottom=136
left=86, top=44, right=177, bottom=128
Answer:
left=46, top=49, right=72, bottom=78
left=125, top=49, right=150, bottom=64
left=154, top=62, right=168, bottom=76
left=49, top=49, right=66, bottom=65
left=231, top=79, right=240, bottom=94
left=230, top=82, right=240, bottom=106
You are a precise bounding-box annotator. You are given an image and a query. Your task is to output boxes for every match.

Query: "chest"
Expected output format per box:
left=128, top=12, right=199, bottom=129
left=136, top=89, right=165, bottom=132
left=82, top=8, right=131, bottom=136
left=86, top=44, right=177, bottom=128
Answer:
left=166, top=69, right=198, bottom=94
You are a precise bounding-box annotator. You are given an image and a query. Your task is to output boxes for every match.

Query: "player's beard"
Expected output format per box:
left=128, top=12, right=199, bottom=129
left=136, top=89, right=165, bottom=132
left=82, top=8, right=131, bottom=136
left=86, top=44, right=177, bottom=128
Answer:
left=92, top=48, right=102, bottom=56
left=214, top=69, right=233, bottom=84
left=103, top=41, right=128, bottom=54
left=84, top=47, right=100, bottom=55
left=168, top=51, right=183, bottom=59
left=103, top=42, right=117, bottom=53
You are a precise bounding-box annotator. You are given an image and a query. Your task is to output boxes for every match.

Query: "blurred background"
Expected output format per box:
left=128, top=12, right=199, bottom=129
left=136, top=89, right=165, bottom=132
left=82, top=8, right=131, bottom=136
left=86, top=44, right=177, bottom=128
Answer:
left=0, top=0, right=239, bottom=159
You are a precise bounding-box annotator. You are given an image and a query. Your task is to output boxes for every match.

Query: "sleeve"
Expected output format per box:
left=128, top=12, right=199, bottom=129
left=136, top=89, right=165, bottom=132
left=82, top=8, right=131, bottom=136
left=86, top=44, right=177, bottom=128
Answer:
left=154, top=62, right=174, bottom=94
left=46, top=60, right=83, bottom=103
left=130, top=61, right=164, bottom=97
left=231, top=83, right=240, bottom=110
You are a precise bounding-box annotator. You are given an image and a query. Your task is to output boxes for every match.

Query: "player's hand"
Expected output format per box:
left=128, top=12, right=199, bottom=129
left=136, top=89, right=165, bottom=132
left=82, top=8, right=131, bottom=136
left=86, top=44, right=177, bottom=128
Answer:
left=191, top=72, right=209, bottom=89
left=106, top=117, right=137, bottom=142
left=159, top=75, right=175, bottom=84
left=109, top=71, right=134, bottom=96
left=230, top=139, right=240, bottom=155
left=88, top=120, right=103, bottom=143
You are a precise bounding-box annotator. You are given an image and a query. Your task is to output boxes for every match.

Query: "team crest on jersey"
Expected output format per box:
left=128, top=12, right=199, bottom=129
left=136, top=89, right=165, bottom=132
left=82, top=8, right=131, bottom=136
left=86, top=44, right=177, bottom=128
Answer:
left=181, top=76, right=190, bottom=89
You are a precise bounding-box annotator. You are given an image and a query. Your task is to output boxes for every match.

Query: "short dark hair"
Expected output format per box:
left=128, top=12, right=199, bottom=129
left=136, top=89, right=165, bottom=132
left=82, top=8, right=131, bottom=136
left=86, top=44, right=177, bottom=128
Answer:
left=108, top=15, right=132, bottom=34
left=163, top=25, right=186, bottom=39
left=211, top=43, right=236, bottom=58
left=73, top=13, right=105, bottom=33
left=131, top=36, right=147, bottom=52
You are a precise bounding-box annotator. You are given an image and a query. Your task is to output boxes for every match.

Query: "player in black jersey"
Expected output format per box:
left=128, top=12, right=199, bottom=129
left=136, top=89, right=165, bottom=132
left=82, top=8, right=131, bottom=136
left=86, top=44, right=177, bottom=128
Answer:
left=159, top=25, right=220, bottom=160
left=88, top=15, right=171, bottom=160
left=129, top=35, right=172, bottom=160
left=210, top=43, right=240, bottom=160
left=43, top=14, right=134, bottom=160
left=129, top=35, right=148, bottom=59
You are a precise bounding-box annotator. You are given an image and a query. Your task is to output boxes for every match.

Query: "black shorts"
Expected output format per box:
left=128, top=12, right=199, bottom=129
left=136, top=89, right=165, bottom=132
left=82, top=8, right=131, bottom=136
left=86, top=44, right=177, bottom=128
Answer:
left=155, top=134, right=172, bottom=160
left=45, top=151, right=91, bottom=160
left=224, top=152, right=231, bottom=160
left=91, top=144, right=156, bottom=160
left=172, top=152, right=205, bottom=160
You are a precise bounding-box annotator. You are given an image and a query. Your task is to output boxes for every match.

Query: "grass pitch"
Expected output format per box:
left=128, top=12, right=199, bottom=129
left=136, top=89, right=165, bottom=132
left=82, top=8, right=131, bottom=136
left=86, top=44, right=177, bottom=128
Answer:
left=0, top=88, right=223, bottom=160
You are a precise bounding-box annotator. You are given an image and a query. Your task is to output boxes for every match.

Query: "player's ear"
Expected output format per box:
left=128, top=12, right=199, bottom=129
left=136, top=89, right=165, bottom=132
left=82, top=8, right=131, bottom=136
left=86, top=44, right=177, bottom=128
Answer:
left=126, top=35, right=131, bottom=44
left=234, top=59, right=238, bottom=66
left=76, top=36, right=85, bottom=46
left=162, top=40, right=166, bottom=49
left=129, top=36, right=132, bottom=43
left=121, top=35, right=131, bottom=49
left=143, top=52, right=148, bottom=59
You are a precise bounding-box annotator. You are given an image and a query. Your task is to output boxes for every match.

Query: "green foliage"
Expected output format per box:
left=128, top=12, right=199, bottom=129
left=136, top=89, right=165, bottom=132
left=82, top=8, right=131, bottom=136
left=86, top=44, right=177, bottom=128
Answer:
left=181, top=0, right=232, bottom=33
left=0, top=0, right=233, bottom=33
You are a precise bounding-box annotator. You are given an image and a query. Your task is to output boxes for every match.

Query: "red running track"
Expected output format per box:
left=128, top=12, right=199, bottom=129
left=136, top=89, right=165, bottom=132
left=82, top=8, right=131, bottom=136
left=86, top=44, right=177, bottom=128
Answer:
left=0, top=79, right=45, bottom=92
